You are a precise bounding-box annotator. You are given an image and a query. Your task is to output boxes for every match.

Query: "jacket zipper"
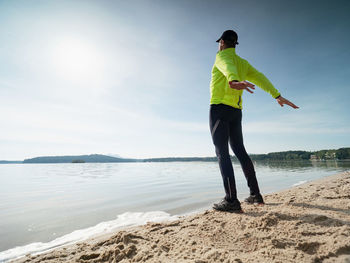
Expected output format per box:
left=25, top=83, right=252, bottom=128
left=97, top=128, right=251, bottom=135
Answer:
left=237, top=95, right=241, bottom=107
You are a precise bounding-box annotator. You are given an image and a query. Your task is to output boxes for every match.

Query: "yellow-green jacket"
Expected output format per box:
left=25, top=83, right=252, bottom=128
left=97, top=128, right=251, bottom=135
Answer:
left=210, top=47, right=280, bottom=109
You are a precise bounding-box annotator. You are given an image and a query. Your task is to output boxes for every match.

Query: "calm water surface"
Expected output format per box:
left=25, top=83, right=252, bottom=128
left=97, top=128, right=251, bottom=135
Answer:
left=0, top=160, right=349, bottom=259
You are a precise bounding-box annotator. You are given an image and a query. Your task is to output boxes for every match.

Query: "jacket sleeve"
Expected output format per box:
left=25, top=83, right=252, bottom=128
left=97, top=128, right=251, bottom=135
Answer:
left=246, top=61, right=281, bottom=99
left=215, top=51, right=240, bottom=82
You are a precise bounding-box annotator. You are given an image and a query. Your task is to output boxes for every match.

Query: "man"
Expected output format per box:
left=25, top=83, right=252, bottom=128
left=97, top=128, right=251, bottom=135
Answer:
left=209, top=30, right=299, bottom=213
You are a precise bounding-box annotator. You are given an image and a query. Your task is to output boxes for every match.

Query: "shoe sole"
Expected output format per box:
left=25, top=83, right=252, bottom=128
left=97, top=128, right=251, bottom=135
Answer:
left=212, top=206, right=244, bottom=213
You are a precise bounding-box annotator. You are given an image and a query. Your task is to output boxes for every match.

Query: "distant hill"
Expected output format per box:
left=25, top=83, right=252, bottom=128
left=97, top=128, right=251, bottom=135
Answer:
left=0, top=160, right=22, bottom=164
left=2, top=147, right=349, bottom=164
left=23, top=154, right=139, bottom=163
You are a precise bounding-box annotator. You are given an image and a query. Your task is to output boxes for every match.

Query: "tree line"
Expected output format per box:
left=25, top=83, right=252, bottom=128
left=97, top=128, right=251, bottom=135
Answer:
left=247, top=147, right=350, bottom=161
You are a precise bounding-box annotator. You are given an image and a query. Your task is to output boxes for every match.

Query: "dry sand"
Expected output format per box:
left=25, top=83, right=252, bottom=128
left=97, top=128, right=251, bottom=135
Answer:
left=13, top=171, right=350, bottom=263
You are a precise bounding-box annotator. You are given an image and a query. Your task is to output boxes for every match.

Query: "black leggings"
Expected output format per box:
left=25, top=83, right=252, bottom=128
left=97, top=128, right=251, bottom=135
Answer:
left=209, top=103, right=261, bottom=201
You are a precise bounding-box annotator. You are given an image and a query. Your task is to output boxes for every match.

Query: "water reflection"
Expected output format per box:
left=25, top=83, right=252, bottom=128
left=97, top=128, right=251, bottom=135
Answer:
left=42, top=163, right=122, bottom=180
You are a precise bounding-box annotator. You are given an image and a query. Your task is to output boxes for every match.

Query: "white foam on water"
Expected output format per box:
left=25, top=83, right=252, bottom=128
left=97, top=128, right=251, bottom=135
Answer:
left=292, top=180, right=307, bottom=186
left=0, top=211, right=179, bottom=262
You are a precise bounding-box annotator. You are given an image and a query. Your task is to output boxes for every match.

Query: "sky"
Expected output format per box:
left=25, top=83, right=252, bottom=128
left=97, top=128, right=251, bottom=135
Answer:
left=0, top=0, right=349, bottom=160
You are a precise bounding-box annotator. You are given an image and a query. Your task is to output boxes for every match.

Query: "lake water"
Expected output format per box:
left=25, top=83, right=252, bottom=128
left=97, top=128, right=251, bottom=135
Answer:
left=0, top=160, right=349, bottom=261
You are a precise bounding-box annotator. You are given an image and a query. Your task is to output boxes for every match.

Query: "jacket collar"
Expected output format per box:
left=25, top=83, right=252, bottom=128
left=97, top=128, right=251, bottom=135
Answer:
left=217, top=47, right=236, bottom=54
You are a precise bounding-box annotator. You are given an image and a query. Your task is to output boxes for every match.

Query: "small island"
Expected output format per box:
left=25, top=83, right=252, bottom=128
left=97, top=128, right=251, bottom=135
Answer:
left=71, top=159, right=85, bottom=163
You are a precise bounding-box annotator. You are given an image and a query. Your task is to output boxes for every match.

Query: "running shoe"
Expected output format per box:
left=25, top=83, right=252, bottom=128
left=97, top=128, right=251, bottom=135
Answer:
left=244, top=193, right=265, bottom=205
left=213, top=198, right=243, bottom=213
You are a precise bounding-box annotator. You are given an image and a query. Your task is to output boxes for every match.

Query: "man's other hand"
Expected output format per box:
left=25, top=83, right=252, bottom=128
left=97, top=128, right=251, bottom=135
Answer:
left=229, top=80, right=255, bottom=93
left=276, top=96, right=299, bottom=109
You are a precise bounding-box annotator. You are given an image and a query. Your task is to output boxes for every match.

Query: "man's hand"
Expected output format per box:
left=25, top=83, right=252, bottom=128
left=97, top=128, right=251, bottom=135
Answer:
left=229, top=80, right=255, bottom=94
left=276, top=95, right=299, bottom=109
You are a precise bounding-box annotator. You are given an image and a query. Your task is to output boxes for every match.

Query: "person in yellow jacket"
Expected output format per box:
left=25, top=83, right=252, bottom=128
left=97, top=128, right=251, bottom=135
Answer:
left=210, top=30, right=299, bottom=213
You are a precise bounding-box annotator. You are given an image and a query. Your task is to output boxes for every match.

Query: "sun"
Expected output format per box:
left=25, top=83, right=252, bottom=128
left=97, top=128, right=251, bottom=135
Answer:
left=51, top=37, right=104, bottom=81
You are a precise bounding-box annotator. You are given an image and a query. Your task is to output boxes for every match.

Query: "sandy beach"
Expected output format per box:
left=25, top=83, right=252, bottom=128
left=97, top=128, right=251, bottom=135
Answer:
left=12, top=170, right=350, bottom=263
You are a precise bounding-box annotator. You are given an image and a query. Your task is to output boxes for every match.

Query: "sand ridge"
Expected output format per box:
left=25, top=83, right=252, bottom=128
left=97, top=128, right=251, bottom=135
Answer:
left=13, top=171, right=350, bottom=263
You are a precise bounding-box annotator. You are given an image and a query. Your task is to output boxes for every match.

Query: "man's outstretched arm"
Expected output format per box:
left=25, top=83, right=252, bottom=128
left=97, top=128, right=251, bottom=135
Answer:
left=243, top=62, right=299, bottom=109
left=245, top=62, right=280, bottom=98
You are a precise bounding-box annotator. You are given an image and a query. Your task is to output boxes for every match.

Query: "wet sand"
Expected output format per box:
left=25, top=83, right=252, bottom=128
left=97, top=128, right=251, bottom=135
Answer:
left=13, top=170, right=350, bottom=263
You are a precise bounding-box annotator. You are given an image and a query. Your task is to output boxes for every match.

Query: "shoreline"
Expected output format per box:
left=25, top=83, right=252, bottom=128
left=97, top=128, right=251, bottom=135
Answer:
left=10, top=170, right=350, bottom=262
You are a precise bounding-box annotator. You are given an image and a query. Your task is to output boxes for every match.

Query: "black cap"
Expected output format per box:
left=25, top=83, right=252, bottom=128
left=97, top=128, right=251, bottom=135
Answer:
left=216, top=30, right=239, bottom=45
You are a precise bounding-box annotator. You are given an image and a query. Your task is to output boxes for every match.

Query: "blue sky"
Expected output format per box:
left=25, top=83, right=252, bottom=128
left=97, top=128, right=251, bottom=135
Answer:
left=0, top=0, right=349, bottom=160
